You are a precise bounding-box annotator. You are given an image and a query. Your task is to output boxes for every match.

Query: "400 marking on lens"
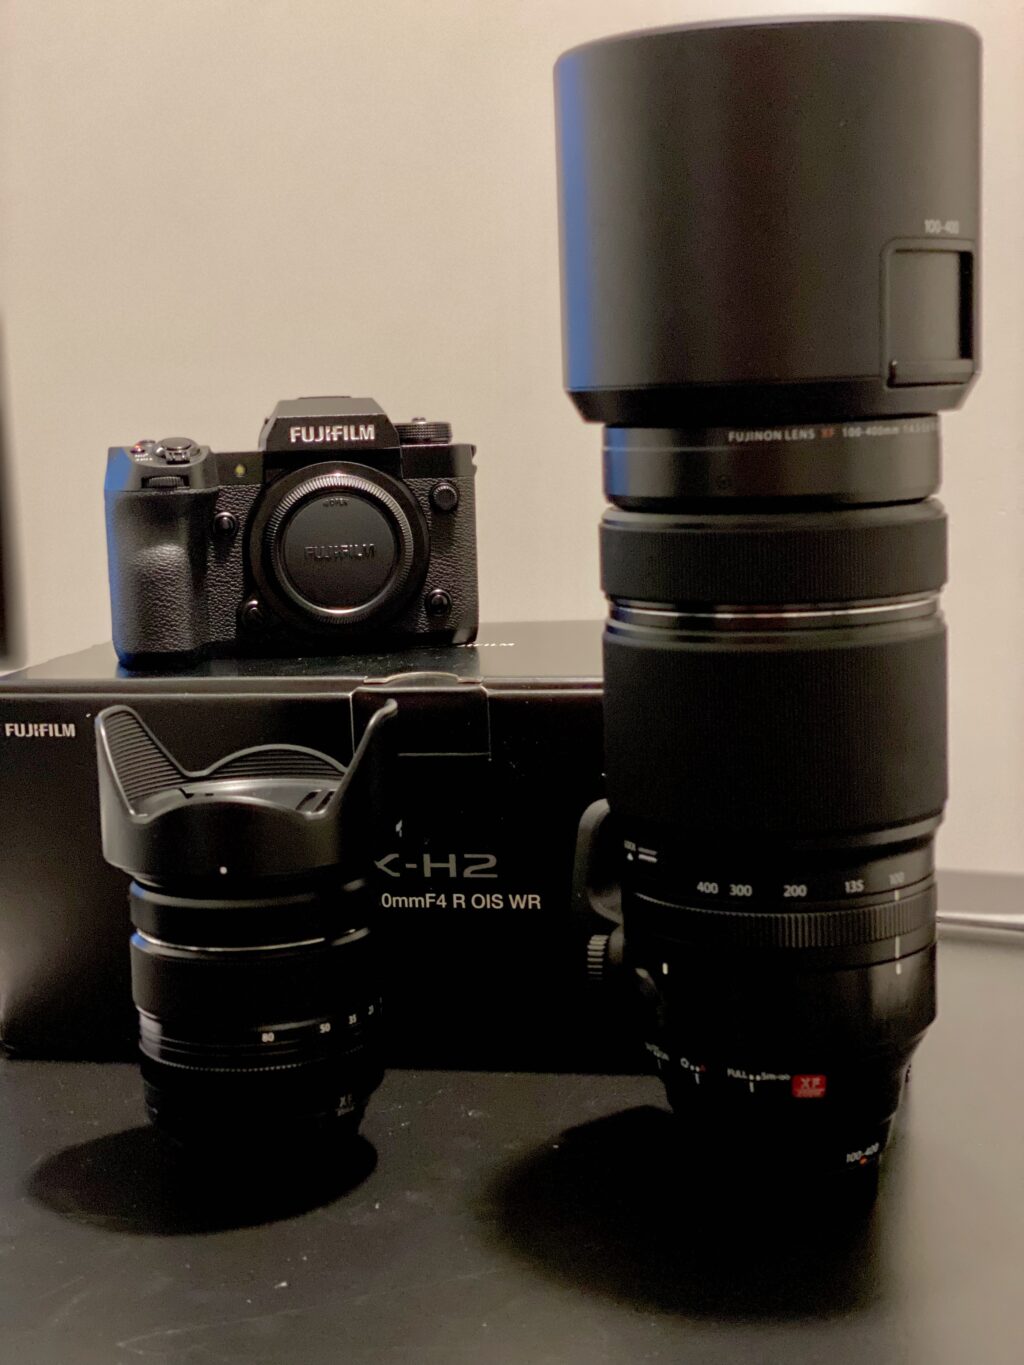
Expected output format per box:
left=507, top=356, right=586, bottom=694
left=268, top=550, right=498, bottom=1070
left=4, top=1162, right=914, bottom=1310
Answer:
left=693, top=880, right=843, bottom=899
left=695, top=880, right=754, bottom=898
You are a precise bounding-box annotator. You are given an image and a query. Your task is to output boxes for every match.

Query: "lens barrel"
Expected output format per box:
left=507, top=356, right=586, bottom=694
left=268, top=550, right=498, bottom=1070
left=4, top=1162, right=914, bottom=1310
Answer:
left=96, top=702, right=395, bottom=1145
left=557, top=16, right=979, bottom=1171
left=129, top=878, right=382, bottom=1141
left=602, top=425, right=948, bottom=841
left=598, top=420, right=944, bottom=1168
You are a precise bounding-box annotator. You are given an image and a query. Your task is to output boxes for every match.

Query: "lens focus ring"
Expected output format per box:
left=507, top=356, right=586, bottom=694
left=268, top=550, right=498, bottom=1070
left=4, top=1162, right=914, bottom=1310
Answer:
left=601, top=502, right=947, bottom=606
left=604, top=613, right=947, bottom=837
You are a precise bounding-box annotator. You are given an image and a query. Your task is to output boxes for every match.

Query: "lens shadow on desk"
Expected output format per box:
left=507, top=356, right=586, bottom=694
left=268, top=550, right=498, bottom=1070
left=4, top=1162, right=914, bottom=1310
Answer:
left=478, top=1105, right=888, bottom=1322
left=27, top=1125, right=377, bottom=1235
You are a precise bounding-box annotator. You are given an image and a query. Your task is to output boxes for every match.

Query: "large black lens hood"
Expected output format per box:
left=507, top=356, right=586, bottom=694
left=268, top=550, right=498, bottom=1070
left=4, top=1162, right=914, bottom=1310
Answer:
left=555, top=17, right=980, bottom=424
left=95, top=701, right=396, bottom=883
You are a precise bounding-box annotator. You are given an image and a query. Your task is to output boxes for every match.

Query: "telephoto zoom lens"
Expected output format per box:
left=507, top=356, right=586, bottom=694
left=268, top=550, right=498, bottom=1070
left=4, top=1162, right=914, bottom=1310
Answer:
left=96, top=702, right=395, bottom=1145
left=556, top=17, right=980, bottom=1171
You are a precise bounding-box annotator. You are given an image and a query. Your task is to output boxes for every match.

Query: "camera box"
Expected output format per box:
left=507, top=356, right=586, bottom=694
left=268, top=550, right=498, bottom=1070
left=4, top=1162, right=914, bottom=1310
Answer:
left=0, top=622, right=634, bottom=1069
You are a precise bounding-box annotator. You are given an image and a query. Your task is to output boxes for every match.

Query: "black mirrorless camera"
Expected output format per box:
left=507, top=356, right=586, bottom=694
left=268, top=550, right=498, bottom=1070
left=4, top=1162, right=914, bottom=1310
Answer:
left=105, top=397, right=478, bottom=667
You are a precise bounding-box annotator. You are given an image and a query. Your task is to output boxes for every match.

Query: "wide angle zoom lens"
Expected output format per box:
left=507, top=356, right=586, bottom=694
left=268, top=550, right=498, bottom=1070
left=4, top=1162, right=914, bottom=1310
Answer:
left=95, top=701, right=396, bottom=1146
left=600, top=447, right=947, bottom=1169
left=129, top=881, right=382, bottom=1141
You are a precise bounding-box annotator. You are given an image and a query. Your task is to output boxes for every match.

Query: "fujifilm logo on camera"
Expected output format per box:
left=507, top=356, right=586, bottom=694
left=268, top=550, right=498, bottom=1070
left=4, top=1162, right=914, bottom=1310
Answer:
left=4, top=722, right=77, bottom=739
left=289, top=424, right=376, bottom=444
left=305, top=544, right=376, bottom=561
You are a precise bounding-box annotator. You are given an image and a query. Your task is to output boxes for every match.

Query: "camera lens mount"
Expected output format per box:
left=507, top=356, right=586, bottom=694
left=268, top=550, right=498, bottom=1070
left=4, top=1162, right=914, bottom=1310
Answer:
left=252, top=463, right=429, bottom=631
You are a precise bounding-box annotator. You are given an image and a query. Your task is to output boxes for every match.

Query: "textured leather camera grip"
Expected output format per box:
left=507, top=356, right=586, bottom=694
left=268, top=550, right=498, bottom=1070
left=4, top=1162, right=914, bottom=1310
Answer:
left=106, top=487, right=217, bottom=664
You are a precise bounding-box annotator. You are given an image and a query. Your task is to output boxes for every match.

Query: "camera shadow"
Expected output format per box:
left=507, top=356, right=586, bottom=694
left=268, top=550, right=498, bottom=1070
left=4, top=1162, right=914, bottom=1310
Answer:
left=28, top=1125, right=377, bottom=1235
left=477, top=1104, right=890, bottom=1322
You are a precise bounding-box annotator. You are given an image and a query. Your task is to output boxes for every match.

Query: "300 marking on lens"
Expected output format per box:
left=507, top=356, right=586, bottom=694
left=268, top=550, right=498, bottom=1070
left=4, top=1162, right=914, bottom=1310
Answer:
left=695, top=881, right=754, bottom=897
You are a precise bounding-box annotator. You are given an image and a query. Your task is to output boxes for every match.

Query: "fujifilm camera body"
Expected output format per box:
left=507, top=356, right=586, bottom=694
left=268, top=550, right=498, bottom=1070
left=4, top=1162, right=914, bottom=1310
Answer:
left=105, top=397, right=478, bottom=667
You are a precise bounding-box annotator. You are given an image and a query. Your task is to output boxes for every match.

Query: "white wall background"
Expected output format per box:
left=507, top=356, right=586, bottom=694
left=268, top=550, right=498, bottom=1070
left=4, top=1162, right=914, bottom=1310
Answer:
left=1, top=0, right=1021, bottom=873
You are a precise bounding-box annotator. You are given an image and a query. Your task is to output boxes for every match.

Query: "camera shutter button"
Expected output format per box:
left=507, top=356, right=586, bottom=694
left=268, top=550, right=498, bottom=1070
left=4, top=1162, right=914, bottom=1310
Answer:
left=155, top=437, right=198, bottom=465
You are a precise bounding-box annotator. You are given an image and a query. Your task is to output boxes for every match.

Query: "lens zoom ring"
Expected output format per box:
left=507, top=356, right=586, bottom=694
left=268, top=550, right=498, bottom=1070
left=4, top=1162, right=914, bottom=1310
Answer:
left=601, top=503, right=947, bottom=605
left=634, top=884, right=935, bottom=949
left=604, top=620, right=946, bottom=834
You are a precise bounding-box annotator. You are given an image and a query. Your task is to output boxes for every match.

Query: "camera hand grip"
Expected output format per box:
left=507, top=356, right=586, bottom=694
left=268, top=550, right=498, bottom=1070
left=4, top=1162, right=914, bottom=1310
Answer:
left=106, top=487, right=216, bottom=665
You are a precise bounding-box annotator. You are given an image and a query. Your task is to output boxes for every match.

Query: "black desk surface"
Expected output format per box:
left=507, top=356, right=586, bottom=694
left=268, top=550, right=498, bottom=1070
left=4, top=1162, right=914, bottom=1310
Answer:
left=0, top=927, right=1021, bottom=1365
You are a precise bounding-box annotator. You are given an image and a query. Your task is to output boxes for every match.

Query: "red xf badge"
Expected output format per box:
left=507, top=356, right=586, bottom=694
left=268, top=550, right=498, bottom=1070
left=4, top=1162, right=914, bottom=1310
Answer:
left=792, top=1074, right=827, bottom=1099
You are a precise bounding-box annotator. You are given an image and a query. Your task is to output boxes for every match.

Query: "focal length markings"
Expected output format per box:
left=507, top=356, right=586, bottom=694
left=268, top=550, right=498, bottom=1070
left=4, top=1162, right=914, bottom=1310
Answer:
left=686, top=868, right=918, bottom=901
left=627, top=840, right=931, bottom=904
